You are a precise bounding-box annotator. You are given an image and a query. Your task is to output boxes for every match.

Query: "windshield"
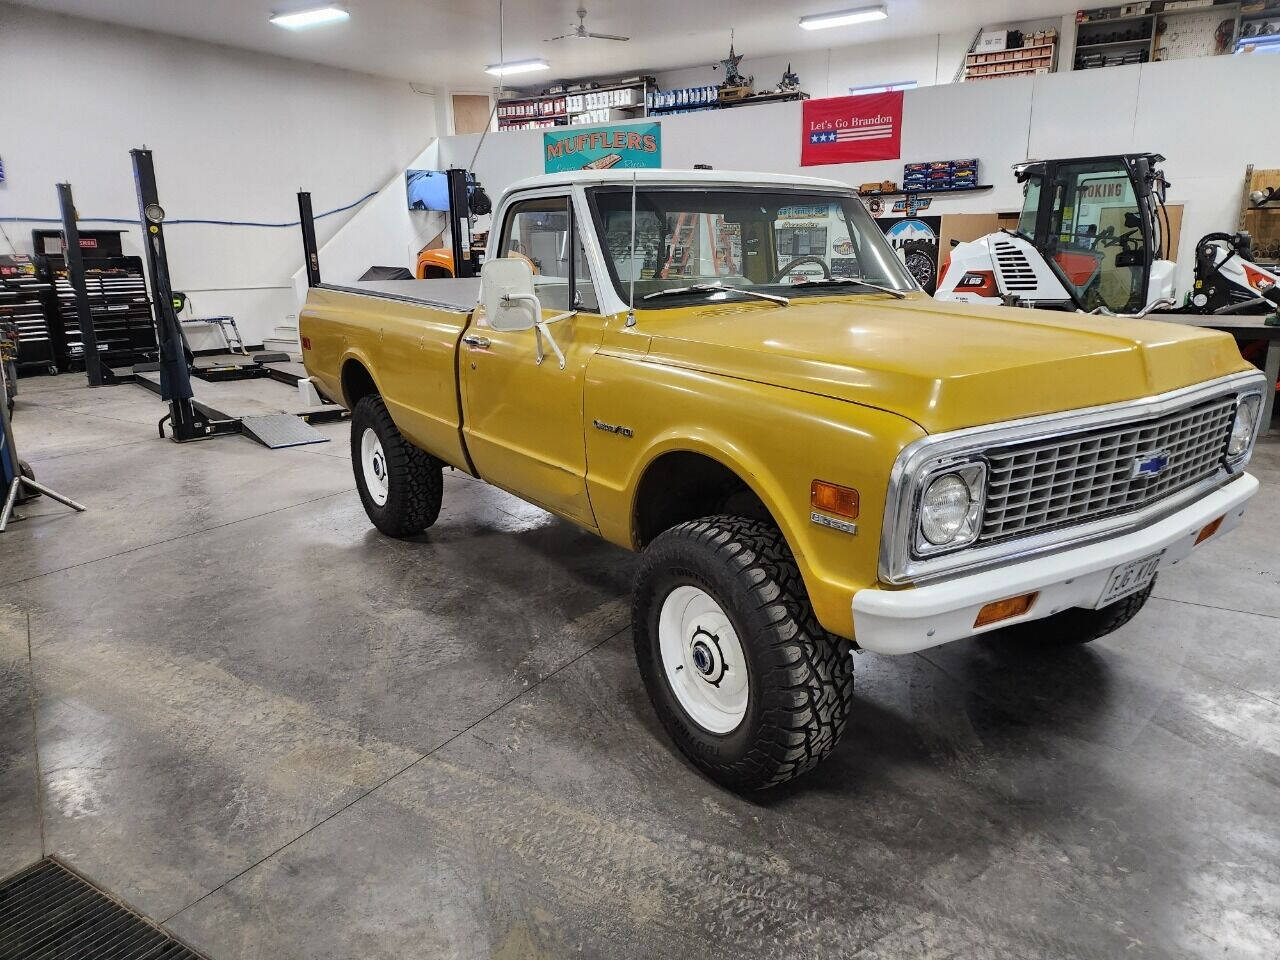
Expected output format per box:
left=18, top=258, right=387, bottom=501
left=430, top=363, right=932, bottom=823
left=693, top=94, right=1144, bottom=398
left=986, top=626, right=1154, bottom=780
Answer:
left=586, top=186, right=917, bottom=307
left=1042, top=161, right=1149, bottom=313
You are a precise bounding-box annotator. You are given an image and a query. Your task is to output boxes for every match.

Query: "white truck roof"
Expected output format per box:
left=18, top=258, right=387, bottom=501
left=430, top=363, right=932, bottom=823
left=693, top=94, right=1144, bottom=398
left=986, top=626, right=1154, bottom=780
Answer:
left=503, top=168, right=854, bottom=195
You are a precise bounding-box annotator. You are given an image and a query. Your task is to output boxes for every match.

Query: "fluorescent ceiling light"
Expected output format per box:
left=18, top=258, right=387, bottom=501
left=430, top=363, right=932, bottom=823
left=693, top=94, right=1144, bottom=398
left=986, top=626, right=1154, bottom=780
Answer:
left=799, top=5, right=888, bottom=30
left=270, top=5, right=350, bottom=29
left=485, top=58, right=551, bottom=76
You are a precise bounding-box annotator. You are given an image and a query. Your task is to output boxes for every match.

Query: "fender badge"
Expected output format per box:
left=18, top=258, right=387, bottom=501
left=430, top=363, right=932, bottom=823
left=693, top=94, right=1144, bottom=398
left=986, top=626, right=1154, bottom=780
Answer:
left=811, top=511, right=857, bottom=535
left=592, top=418, right=633, bottom=438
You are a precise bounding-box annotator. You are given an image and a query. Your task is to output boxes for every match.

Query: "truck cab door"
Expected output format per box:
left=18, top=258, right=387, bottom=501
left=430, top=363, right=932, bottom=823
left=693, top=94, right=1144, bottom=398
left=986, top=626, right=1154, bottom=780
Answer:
left=461, top=192, right=605, bottom=527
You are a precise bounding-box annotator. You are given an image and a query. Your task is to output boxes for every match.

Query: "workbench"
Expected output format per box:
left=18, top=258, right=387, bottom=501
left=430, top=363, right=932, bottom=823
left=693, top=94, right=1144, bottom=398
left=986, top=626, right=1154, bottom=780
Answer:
left=1157, top=313, right=1280, bottom=435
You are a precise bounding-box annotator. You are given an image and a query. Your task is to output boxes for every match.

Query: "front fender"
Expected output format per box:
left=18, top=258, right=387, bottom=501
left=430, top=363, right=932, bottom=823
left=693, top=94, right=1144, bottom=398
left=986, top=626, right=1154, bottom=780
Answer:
left=585, top=355, right=924, bottom=639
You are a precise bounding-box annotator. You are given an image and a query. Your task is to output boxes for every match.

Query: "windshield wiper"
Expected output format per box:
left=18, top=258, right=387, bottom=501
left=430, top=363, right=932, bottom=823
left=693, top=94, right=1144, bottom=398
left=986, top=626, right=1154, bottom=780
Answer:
left=641, top=282, right=789, bottom=306
left=788, top=277, right=908, bottom=300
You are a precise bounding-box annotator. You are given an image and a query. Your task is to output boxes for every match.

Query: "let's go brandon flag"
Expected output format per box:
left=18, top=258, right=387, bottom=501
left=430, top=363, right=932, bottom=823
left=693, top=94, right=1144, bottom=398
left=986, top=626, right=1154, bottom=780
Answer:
left=800, top=90, right=904, bottom=166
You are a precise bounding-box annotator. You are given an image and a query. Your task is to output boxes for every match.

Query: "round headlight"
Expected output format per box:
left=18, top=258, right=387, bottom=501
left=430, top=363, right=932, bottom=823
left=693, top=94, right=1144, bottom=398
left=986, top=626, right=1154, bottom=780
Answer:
left=920, top=473, right=972, bottom=545
left=1228, top=396, right=1261, bottom=460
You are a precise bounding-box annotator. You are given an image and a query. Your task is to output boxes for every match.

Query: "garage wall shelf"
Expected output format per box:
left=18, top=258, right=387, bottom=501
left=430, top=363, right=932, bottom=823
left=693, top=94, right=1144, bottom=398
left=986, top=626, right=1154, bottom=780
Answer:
left=647, top=89, right=809, bottom=116
left=857, top=185, right=995, bottom=198
left=964, top=41, right=1058, bottom=80
left=1073, top=2, right=1243, bottom=70
left=497, top=77, right=654, bottom=131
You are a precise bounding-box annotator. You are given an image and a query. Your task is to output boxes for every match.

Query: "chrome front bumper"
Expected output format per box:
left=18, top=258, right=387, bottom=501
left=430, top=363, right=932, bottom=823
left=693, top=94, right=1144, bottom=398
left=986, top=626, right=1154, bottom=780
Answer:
left=851, top=472, right=1258, bottom=655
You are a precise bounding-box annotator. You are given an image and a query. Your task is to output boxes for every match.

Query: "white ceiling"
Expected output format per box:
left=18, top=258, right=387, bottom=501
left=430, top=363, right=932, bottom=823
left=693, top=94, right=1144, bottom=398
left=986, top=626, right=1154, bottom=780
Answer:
left=13, top=0, right=1072, bottom=89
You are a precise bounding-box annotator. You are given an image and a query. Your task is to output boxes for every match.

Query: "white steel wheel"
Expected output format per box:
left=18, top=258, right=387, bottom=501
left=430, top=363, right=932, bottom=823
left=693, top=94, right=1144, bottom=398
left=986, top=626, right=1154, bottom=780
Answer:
left=360, top=427, right=390, bottom=506
left=657, top=585, right=749, bottom=734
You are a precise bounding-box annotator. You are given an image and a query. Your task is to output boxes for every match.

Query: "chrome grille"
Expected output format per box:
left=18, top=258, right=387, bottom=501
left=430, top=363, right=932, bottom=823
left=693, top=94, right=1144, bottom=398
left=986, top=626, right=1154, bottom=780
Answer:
left=980, top=396, right=1236, bottom=543
left=993, top=240, right=1038, bottom=292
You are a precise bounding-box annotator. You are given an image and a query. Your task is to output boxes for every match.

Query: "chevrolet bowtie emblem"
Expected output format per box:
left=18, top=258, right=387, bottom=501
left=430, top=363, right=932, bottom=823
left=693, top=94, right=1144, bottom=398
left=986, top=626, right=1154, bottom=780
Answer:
left=1131, top=451, right=1169, bottom=479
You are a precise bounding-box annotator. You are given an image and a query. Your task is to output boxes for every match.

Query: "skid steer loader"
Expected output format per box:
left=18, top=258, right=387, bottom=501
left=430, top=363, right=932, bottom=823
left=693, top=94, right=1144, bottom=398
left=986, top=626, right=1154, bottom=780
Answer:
left=936, top=153, right=1280, bottom=321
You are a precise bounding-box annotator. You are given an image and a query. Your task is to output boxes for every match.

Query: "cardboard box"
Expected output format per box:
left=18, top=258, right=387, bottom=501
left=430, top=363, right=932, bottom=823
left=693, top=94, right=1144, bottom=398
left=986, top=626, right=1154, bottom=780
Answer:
left=977, top=30, right=1008, bottom=52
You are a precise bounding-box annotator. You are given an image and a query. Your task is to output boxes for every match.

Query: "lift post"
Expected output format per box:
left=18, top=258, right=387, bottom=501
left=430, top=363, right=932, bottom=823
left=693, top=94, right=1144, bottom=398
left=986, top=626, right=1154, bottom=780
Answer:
left=130, top=147, right=238, bottom=442
left=446, top=168, right=477, bottom=279
left=55, top=183, right=104, bottom=387
left=298, top=191, right=321, bottom=287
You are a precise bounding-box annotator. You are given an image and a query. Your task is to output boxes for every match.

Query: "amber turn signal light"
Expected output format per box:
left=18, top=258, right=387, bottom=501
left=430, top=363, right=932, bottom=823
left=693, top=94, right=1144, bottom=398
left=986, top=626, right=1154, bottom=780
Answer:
left=1195, top=515, right=1224, bottom=545
left=811, top=480, right=859, bottom=519
left=974, top=592, right=1038, bottom=628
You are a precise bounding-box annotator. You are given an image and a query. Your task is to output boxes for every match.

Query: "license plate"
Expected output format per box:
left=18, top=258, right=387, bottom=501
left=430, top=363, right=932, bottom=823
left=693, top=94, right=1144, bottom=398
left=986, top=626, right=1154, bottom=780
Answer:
left=1097, top=551, right=1163, bottom=607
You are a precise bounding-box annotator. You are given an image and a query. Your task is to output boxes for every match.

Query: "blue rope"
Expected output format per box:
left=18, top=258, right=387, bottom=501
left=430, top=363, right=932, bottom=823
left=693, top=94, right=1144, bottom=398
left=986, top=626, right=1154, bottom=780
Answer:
left=0, top=190, right=378, bottom=229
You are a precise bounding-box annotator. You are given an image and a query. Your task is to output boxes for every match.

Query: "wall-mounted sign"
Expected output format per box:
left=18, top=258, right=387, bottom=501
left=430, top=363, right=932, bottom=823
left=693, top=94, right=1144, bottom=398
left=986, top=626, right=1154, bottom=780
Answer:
left=875, top=215, right=941, bottom=293
left=801, top=91, right=904, bottom=167
left=891, top=196, right=931, bottom=215
left=543, top=123, right=661, bottom=173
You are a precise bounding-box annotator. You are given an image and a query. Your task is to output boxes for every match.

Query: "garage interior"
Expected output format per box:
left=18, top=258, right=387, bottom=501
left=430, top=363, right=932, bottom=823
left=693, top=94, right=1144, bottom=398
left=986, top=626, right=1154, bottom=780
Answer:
left=2, top=1, right=1280, bottom=958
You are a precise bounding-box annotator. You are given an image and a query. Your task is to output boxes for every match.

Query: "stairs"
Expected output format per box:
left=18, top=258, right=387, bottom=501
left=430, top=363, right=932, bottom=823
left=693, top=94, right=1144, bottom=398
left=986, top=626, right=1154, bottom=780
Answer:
left=261, top=319, right=300, bottom=359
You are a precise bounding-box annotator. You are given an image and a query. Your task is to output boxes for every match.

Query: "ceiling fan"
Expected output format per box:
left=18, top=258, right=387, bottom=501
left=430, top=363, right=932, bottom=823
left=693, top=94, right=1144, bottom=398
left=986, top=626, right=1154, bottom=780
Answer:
left=545, top=6, right=630, bottom=42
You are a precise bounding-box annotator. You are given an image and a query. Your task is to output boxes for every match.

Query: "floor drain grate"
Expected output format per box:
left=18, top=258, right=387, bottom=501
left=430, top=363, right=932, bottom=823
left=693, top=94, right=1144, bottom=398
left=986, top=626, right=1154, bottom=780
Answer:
left=0, top=857, right=209, bottom=959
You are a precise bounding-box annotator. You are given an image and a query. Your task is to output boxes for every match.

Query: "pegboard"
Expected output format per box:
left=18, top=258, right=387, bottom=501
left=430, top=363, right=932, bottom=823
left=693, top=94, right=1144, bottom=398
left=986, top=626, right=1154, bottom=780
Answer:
left=1153, top=7, right=1238, bottom=60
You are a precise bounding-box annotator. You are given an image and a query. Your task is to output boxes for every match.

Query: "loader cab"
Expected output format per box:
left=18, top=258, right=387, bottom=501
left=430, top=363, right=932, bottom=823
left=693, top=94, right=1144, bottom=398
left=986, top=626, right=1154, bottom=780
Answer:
left=1014, top=153, right=1167, bottom=313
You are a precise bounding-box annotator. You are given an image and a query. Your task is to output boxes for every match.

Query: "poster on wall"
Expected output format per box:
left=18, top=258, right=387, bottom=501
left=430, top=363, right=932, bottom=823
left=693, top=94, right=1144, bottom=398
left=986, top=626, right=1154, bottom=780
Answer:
left=874, top=216, right=941, bottom=293
left=543, top=123, right=661, bottom=173
left=801, top=91, right=904, bottom=167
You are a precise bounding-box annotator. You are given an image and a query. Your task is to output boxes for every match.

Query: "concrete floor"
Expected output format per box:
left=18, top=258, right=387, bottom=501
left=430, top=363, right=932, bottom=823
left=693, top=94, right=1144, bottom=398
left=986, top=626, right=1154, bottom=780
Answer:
left=2, top=372, right=1279, bottom=960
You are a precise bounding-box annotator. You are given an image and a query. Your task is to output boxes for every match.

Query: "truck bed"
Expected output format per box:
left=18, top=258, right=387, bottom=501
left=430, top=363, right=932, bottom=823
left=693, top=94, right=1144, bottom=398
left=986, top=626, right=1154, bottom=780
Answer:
left=337, top=277, right=481, bottom=312
left=299, top=282, right=476, bottom=471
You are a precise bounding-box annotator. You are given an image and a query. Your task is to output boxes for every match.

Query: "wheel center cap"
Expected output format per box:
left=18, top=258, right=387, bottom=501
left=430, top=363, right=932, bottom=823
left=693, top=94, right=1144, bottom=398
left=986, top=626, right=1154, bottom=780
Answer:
left=688, top=626, right=727, bottom=685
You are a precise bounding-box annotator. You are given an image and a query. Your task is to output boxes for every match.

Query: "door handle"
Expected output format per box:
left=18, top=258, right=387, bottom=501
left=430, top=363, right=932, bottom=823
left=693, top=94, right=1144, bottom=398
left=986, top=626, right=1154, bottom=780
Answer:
left=462, top=334, right=491, bottom=349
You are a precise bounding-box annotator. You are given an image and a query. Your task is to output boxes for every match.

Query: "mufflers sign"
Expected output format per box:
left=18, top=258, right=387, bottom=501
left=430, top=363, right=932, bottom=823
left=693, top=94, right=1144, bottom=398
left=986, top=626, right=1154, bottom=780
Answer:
left=543, top=123, right=661, bottom=173
left=801, top=91, right=904, bottom=166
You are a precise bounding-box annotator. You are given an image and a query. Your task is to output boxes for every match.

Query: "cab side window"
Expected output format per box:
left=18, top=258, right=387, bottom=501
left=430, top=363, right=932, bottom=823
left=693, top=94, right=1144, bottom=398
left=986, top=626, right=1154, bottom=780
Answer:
left=499, top=196, right=598, bottom=313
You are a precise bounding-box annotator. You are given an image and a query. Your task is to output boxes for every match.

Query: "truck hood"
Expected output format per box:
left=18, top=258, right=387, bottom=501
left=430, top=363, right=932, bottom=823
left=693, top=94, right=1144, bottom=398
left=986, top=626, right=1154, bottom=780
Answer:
left=634, top=294, right=1251, bottom=433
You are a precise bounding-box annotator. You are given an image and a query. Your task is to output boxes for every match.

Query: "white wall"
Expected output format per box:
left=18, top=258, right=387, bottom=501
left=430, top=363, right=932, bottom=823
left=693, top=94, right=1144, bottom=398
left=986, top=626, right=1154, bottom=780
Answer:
left=290, top=141, right=448, bottom=303
left=655, top=32, right=969, bottom=96
left=436, top=53, right=1280, bottom=299
left=0, top=3, right=438, bottom=347
left=653, top=16, right=1071, bottom=95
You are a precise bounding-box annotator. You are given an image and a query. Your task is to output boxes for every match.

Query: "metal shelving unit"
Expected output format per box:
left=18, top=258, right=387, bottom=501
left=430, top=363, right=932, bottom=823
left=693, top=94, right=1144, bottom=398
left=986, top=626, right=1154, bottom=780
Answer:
left=497, top=77, right=654, bottom=130
left=964, top=40, right=1058, bottom=80
left=1074, top=3, right=1243, bottom=70
left=858, top=185, right=995, bottom=199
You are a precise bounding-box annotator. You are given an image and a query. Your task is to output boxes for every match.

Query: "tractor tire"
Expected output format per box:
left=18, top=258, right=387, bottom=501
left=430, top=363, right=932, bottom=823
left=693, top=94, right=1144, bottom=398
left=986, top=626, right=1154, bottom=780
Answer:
left=633, top=515, right=854, bottom=791
left=350, top=394, right=442, bottom=538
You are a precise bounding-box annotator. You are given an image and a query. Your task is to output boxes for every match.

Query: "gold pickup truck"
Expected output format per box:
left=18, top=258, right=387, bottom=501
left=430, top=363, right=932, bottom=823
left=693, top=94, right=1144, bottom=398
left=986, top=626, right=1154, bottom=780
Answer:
left=301, top=169, right=1267, bottom=790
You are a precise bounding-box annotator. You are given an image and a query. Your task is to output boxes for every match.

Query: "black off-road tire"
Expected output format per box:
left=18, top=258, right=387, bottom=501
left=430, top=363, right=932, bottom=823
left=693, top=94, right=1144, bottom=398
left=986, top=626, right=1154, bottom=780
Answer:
left=350, top=394, right=442, bottom=538
left=1009, top=578, right=1156, bottom=646
left=633, top=515, right=854, bottom=791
